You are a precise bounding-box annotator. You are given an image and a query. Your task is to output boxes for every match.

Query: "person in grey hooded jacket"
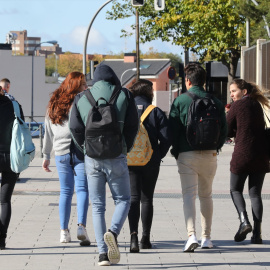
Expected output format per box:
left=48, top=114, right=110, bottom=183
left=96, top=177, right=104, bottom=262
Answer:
left=69, top=64, right=138, bottom=266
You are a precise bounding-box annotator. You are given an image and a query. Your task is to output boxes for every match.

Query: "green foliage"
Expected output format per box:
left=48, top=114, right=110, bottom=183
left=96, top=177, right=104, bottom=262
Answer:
left=107, top=0, right=246, bottom=77
left=237, top=0, right=270, bottom=45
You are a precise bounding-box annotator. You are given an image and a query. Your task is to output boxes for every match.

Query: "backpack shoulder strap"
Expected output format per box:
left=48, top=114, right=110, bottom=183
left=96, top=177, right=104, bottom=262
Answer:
left=12, top=100, right=21, bottom=118
left=141, top=105, right=156, bottom=123
left=84, top=90, right=96, bottom=107
left=109, top=85, right=122, bottom=104
left=185, top=91, right=198, bottom=100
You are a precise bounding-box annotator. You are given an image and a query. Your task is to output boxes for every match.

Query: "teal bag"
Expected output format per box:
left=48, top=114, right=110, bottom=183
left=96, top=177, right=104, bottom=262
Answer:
left=10, top=101, right=35, bottom=173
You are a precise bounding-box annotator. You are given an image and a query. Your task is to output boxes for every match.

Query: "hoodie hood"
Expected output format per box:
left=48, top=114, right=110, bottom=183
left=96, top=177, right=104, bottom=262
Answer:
left=92, top=64, right=121, bottom=86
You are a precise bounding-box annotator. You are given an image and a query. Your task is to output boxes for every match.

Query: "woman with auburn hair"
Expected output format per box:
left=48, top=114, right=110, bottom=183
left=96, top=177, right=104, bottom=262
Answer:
left=42, top=72, right=91, bottom=245
left=227, top=78, right=270, bottom=245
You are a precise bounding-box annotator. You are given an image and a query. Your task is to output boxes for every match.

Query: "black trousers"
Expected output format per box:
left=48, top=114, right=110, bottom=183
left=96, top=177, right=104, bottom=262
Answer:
left=230, top=172, right=265, bottom=222
left=128, top=162, right=160, bottom=236
left=0, top=153, right=18, bottom=239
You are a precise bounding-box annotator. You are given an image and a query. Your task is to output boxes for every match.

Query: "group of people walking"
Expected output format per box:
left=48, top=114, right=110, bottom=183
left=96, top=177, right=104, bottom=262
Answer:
left=0, top=63, right=269, bottom=267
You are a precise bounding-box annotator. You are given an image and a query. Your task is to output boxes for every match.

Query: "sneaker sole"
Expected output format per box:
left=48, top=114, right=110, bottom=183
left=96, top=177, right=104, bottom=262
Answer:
left=77, top=234, right=86, bottom=241
left=98, top=260, right=111, bottom=266
left=201, top=245, right=213, bottom=249
left=104, top=232, right=120, bottom=264
left=184, top=242, right=199, bottom=252
left=80, top=239, right=91, bottom=246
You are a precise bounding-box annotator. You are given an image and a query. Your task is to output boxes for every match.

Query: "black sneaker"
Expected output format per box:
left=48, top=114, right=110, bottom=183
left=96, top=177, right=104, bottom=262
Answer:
left=104, top=230, right=120, bottom=264
left=98, top=253, right=110, bottom=266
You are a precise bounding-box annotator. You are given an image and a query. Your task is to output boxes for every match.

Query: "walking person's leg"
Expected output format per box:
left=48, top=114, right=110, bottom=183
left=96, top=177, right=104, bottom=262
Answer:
left=248, top=172, right=265, bottom=244
left=230, top=172, right=252, bottom=242
left=177, top=151, right=199, bottom=252
left=105, top=154, right=131, bottom=264
left=128, top=168, right=142, bottom=253
left=73, top=155, right=90, bottom=246
left=197, top=150, right=217, bottom=248
left=140, top=164, right=160, bottom=249
left=55, top=154, right=74, bottom=243
left=85, top=155, right=110, bottom=266
left=0, top=169, right=18, bottom=249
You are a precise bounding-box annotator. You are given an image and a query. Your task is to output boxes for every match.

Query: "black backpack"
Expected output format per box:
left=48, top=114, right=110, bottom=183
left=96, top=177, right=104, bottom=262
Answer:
left=84, top=85, right=122, bottom=159
left=185, top=91, right=221, bottom=150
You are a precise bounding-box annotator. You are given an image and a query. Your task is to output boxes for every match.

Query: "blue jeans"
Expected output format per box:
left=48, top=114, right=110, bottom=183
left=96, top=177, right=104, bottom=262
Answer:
left=55, top=153, right=89, bottom=230
left=85, top=154, right=131, bottom=254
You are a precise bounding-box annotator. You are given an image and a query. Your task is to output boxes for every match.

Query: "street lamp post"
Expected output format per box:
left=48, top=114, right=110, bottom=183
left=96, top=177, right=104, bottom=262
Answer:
left=31, top=40, right=57, bottom=122
left=83, top=0, right=113, bottom=75
left=120, top=68, right=137, bottom=86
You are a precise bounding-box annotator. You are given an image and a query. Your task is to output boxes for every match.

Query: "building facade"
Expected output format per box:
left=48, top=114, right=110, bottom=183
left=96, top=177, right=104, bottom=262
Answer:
left=6, top=30, right=62, bottom=56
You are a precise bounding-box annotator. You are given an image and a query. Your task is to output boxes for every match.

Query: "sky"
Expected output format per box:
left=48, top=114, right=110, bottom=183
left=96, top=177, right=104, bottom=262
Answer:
left=0, top=0, right=184, bottom=58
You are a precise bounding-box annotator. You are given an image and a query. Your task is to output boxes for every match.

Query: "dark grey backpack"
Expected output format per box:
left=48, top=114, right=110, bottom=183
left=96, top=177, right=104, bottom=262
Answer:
left=186, top=91, right=221, bottom=150
left=84, top=86, right=122, bottom=159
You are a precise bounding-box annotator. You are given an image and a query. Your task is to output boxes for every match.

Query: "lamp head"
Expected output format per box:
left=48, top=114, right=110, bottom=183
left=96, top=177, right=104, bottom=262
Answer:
left=46, top=40, right=58, bottom=45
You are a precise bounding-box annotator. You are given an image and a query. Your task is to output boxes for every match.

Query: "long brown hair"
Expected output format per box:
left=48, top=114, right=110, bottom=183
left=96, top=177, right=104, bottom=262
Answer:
left=230, top=79, right=270, bottom=109
left=0, top=86, right=4, bottom=96
left=48, top=72, right=85, bottom=124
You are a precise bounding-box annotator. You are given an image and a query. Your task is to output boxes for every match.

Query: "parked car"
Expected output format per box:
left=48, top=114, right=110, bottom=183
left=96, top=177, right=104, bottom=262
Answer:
left=25, top=122, right=45, bottom=138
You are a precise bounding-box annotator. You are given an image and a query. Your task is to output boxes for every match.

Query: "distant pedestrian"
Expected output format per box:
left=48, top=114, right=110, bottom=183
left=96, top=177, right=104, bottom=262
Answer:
left=127, top=79, right=172, bottom=253
left=42, top=72, right=91, bottom=246
left=227, top=79, right=270, bottom=244
left=69, top=64, right=138, bottom=266
left=169, top=63, right=227, bottom=252
left=0, top=78, right=15, bottom=101
left=0, top=86, right=24, bottom=249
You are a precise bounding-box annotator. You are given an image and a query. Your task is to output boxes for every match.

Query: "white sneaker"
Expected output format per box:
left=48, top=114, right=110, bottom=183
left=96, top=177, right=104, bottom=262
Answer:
left=201, top=238, right=213, bottom=249
left=104, top=231, right=120, bottom=264
left=77, top=225, right=91, bottom=246
left=183, top=234, right=199, bottom=252
left=60, top=229, right=71, bottom=243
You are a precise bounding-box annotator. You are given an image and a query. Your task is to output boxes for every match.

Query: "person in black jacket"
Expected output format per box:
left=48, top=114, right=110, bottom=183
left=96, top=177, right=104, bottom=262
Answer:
left=128, top=79, right=172, bottom=252
left=0, top=86, right=24, bottom=250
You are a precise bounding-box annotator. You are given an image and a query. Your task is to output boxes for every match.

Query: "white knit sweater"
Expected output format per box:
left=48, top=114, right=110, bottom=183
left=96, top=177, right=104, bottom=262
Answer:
left=42, top=116, right=71, bottom=160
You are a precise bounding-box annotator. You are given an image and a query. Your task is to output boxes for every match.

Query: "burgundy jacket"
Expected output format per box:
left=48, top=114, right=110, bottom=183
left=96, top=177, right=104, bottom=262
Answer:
left=227, top=96, right=269, bottom=174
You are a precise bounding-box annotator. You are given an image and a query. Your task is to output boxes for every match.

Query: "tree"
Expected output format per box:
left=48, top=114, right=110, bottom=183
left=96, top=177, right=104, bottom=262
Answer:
left=237, top=0, right=270, bottom=45
left=57, top=52, right=84, bottom=77
left=107, top=0, right=246, bottom=102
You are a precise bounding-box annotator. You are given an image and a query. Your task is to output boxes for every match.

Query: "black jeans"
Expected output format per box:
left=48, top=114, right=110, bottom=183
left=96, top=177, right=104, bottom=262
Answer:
left=230, top=172, right=265, bottom=222
left=128, top=163, right=160, bottom=236
left=0, top=153, right=18, bottom=239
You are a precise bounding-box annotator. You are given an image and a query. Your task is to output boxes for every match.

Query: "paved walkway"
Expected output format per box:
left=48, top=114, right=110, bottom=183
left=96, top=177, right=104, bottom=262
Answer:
left=1, top=139, right=270, bottom=270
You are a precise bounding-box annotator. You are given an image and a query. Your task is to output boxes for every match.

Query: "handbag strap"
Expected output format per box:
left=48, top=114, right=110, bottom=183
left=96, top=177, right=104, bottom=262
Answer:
left=140, top=105, right=156, bottom=123
left=11, top=100, right=21, bottom=119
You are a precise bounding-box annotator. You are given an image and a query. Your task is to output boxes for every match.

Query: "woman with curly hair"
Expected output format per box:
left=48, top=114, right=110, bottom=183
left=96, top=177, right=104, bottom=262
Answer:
left=42, top=72, right=90, bottom=245
left=227, top=78, right=270, bottom=244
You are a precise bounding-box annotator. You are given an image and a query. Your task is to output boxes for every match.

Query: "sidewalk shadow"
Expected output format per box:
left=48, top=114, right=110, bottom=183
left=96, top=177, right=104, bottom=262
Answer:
left=151, top=239, right=270, bottom=253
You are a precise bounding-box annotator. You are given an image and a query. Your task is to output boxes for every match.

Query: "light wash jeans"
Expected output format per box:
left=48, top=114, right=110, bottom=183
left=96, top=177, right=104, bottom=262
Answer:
left=85, top=154, right=131, bottom=254
left=55, top=153, right=89, bottom=230
left=177, top=150, right=217, bottom=239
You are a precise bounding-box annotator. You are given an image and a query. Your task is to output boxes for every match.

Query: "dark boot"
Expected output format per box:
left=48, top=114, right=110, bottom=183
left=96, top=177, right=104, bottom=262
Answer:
left=234, top=211, right=252, bottom=242
left=130, top=233, right=139, bottom=253
left=140, top=235, right=152, bottom=249
left=251, top=221, right=262, bottom=244
left=0, top=237, right=6, bottom=250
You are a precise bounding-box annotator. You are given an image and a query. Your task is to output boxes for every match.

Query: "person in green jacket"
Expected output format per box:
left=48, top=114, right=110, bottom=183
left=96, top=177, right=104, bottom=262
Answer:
left=169, top=63, right=227, bottom=252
